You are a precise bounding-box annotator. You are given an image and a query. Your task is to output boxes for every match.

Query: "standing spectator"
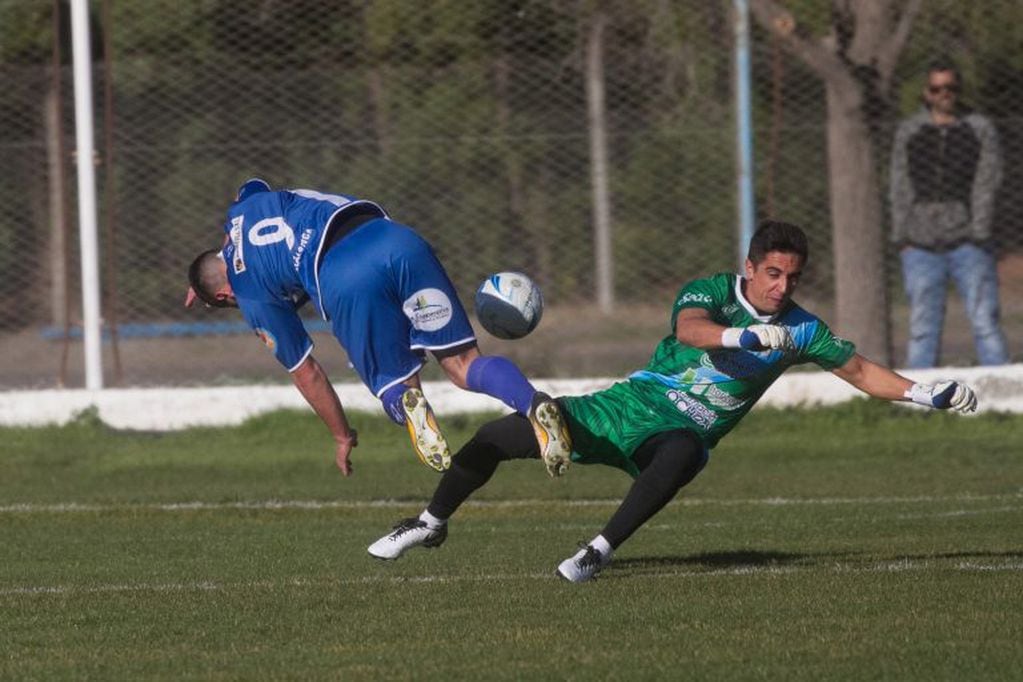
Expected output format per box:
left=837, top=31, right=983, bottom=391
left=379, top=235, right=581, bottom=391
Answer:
left=890, top=57, right=1009, bottom=368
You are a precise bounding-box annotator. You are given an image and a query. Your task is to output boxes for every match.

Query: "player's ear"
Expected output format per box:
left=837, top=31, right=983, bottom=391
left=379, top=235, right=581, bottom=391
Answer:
left=744, top=258, right=755, bottom=279
left=185, top=287, right=200, bottom=308
left=214, top=283, right=235, bottom=306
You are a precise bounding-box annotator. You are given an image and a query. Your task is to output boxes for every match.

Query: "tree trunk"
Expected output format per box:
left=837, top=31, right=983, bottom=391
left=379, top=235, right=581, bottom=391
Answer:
left=45, top=83, right=68, bottom=330
left=825, top=79, right=891, bottom=363
left=366, top=67, right=391, bottom=156
left=748, top=0, right=916, bottom=366
left=585, top=9, right=613, bottom=312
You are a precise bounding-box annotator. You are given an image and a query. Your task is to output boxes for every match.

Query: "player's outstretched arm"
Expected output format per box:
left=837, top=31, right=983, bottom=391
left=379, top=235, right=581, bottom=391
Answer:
left=721, top=324, right=794, bottom=351
left=291, top=355, right=359, bottom=476
left=676, top=308, right=793, bottom=351
left=831, top=353, right=978, bottom=413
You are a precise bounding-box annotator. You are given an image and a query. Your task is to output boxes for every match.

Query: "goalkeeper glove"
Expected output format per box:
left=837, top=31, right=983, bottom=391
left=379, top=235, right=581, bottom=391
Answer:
left=905, top=381, right=978, bottom=413
left=721, top=324, right=794, bottom=352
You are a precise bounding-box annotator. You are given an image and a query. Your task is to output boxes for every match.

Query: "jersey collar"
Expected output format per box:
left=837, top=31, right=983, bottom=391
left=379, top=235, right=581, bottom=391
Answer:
left=733, top=274, right=775, bottom=323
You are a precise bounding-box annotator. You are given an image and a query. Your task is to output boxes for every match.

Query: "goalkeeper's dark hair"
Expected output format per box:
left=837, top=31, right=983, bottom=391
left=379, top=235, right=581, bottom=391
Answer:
left=747, top=220, right=808, bottom=265
left=188, top=249, right=232, bottom=308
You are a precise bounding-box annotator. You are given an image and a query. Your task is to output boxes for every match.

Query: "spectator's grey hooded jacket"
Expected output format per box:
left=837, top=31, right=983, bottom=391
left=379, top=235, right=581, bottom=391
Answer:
left=889, top=106, right=1002, bottom=249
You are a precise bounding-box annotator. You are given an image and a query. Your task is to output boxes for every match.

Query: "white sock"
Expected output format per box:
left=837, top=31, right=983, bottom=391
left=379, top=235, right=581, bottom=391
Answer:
left=419, top=510, right=447, bottom=529
left=590, top=534, right=613, bottom=557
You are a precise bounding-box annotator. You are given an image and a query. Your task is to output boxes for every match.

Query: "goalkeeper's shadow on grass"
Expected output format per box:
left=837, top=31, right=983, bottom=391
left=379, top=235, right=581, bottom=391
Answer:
left=613, top=549, right=859, bottom=571
left=613, top=548, right=1023, bottom=574
left=893, top=549, right=1023, bottom=563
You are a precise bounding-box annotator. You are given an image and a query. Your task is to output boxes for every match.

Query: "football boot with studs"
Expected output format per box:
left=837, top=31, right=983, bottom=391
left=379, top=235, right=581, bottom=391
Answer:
left=368, top=517, right=448, bottom=561
left=529, top=392, right=573, bottom=477
left=402, top=388, right=451, bottom=472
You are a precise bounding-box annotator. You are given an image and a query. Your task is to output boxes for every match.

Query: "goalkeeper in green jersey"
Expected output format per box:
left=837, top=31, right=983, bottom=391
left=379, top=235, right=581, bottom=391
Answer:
left=367, top=220, right=979, bottom=583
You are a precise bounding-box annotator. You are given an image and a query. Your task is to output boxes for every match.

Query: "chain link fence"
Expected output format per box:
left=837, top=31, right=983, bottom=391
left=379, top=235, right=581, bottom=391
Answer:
left=1, top=0, right=1021, bottom=388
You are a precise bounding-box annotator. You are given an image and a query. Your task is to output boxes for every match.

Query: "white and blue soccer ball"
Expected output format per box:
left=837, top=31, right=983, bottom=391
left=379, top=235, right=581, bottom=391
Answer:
left=474, top=272, right=544, bottom=340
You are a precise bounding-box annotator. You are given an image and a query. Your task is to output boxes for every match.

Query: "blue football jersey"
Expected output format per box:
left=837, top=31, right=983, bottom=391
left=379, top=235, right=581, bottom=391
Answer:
left=221, top=181, right=387, bottom=371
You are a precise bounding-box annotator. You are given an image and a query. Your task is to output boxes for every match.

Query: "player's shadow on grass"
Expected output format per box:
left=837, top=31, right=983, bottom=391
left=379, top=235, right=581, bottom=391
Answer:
left=615, top=548, right=1023, bottom=575
left=892, top=549, right=1023, bottom=562
left=614, top=549, right=846, bottom=571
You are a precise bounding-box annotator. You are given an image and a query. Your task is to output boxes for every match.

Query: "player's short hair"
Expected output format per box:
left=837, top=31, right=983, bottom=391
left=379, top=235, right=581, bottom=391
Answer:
left=747, top=220, right=809, bottom=265
left=187, top=249, right=232, bottom=308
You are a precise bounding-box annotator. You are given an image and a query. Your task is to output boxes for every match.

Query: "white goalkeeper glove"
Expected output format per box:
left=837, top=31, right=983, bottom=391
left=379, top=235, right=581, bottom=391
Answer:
left=721, top=324, right=794, bottom=352
left=905, top=380, right=978, bottom=413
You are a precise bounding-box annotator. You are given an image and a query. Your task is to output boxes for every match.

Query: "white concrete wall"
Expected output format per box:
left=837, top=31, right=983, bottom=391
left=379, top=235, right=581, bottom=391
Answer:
left=2, top=365, right=1021, bottom=431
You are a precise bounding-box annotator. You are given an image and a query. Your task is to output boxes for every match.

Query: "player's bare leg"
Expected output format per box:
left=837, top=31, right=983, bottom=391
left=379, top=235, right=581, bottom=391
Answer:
left=436, top=345, right=480, bottom=389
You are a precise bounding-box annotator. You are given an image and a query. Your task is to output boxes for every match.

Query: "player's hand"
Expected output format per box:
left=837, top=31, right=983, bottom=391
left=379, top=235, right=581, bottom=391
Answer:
left=743, top=325, right=794, bottom=351
left=906, top=381, right=978, bottom=413
left=334, top=430, right=359, bottom=477
left=723, top=325, right=794, bottom=351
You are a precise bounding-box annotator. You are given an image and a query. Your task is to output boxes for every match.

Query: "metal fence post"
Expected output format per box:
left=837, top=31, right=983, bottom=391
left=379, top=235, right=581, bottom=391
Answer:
left=734, top=0, right=756, bottom=271
left=70, top=0, right=103, bottom=389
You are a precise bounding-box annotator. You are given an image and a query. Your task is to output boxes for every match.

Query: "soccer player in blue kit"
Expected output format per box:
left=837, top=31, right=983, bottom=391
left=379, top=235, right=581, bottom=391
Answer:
left=186, top=179, right=572, bottom=477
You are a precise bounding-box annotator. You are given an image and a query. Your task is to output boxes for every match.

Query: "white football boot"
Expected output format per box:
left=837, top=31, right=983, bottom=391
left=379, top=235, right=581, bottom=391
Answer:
left=529, top=393, right=573, bottom=477
left=401, top=388, right=451, bottom=472
left=556, top=543, right=611, bottom=583
left=368, top=517, right=448, bottom=561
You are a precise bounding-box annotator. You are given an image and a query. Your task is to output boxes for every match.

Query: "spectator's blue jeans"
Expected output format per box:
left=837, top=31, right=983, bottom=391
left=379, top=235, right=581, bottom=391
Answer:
left=900, top=243, right=1009, bottom=368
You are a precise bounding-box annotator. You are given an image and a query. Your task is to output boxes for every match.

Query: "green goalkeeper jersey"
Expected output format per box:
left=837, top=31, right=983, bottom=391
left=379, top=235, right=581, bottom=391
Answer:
left=560, top=272, right=856, bottom=476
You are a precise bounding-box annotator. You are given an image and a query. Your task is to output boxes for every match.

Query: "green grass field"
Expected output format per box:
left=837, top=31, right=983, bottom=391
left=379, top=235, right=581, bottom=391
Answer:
left=2, top=401, right=1021, bottom=680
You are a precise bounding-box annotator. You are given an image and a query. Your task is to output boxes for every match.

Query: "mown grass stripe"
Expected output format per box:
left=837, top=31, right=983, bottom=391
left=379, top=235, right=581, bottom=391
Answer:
left=4, top=559, right=1022, bottom=597
left=1, top=492, right=1020, bottom=515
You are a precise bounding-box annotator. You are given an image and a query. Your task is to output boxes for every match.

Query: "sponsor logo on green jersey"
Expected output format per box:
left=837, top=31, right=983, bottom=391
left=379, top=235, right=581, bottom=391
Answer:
left=665, top=389, right=717, bottom=429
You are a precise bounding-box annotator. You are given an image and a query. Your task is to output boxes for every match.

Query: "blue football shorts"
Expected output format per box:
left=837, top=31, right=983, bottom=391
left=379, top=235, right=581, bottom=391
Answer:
left=318, top=218, right=477, bottom=396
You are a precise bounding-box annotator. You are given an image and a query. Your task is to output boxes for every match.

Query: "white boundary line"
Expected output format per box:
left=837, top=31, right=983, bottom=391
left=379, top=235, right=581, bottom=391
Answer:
left=3, top=365, right=1023, bottom=429
left=1, top=492, right=1020, bottom=515
left=3, top=559, right=1023, bottom=597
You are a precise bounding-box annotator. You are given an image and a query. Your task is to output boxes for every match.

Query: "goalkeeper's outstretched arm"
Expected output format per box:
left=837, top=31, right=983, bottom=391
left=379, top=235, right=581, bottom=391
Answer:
left=675, top=308, right=793, bottom=351
left=831, top=353, right=977, bottom=413
left=831, top=353, right=912, bottom=401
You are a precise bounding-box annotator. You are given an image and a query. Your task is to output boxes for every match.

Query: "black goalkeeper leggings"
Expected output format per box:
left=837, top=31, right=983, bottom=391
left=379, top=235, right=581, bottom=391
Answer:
left=427, top=412, right=708, bottom=549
